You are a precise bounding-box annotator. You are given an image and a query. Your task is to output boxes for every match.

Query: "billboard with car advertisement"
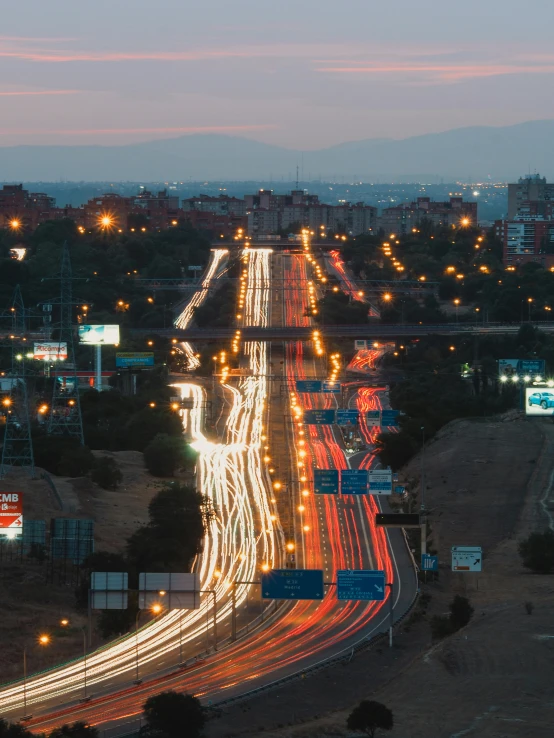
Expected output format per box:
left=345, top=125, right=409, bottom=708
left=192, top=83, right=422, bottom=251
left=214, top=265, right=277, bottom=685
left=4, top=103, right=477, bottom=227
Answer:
left=78, top=325, right=120, bottom=345
left=526, top=388, right=554, bottom=416
left=33, top=342, right=67, bottom=361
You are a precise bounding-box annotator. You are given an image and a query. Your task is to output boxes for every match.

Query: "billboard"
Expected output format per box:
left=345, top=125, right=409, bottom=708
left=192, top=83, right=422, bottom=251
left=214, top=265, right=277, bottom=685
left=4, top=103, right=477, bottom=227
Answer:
left=526, top=388, right=554, bottom=416
left=33, top=342, right=68, bottom=361
left=78, top=325, right=120, bottom=345
left=498, top=359, right=546, bottom=377
left=115, top=352, right=154, bottom=368
left=368, top=469, right=393, bottom=495
left=0, top=492, right=23, bottom=538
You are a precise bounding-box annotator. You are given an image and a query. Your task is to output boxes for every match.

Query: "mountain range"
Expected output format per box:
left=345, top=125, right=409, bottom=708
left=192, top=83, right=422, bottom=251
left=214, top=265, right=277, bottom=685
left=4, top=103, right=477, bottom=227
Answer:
left=1, top=120, right=554, bottom=182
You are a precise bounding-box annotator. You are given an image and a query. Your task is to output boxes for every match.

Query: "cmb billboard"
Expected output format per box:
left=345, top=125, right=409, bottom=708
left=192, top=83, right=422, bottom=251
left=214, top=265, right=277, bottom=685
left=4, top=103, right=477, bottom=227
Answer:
left=0, top=492, right=23, bottom=538
left=526, top=388, right=554, bottom=416
left=78, top=325, right=120, bottom=345
left=33, top=342, right=67, bottom=360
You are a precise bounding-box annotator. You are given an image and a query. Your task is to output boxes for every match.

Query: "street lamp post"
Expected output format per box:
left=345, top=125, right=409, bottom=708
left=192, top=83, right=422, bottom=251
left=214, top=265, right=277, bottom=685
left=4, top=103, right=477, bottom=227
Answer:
left=134, top=610, right=142, bottom=685
left=454, top=298, right=460, bottom=324
left=528, top=297, right=533, bottom=322
left=22, top=635, right=50, bottom=719
left=81, top=627, right=89, bottom=702
left=386, top=582, right=394, bottom=648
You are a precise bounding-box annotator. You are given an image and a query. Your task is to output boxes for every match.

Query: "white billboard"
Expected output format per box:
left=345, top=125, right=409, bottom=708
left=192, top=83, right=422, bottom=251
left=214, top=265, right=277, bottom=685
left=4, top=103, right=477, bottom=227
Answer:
left=33, top=342, right=68, bottom=361
left=526, top=388, right=554, bottom=416
left=138, top=572, right=200, bottom=610
left=368, top=469, right=393, bottom=495
left=78, top=325, right=120, bottom=345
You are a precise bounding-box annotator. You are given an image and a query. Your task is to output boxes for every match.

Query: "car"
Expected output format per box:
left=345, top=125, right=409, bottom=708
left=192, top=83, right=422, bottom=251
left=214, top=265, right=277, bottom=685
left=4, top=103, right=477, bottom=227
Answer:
left=528, top=392, right=554, bottom=409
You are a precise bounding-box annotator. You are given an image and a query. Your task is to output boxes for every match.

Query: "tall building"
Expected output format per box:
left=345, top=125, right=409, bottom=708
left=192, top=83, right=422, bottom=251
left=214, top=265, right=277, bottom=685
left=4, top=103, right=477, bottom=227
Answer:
left=378, top=196, right=477, bottom=235
left=507, top=174, right=554, bottom=219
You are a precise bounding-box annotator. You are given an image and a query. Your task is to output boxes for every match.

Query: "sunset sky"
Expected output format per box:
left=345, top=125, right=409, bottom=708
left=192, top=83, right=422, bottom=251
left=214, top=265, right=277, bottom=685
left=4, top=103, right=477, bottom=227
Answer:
left=2, top=0, right=554, bottom=149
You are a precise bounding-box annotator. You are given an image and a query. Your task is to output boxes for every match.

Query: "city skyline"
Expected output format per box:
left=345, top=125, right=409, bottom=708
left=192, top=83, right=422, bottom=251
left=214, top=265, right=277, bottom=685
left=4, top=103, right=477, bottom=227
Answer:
left=3, top=0, right=554, bottom=148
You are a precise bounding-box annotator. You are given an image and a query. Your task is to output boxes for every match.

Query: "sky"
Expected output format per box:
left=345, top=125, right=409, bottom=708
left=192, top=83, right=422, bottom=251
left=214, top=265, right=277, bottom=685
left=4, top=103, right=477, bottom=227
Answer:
left=2, top=0, right=554, bottom=150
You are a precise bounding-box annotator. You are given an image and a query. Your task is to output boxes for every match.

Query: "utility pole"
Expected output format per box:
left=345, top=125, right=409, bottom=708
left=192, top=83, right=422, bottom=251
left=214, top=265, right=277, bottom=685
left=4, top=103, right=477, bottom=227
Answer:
left=420, top=426, right=427, bottom=556
left=0, top=286, right=35, bottom=478
left=46, top=242, right=84, bottom=444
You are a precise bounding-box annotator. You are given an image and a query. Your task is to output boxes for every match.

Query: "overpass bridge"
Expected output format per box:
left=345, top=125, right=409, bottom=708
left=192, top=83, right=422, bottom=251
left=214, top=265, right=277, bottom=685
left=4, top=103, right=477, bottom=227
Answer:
left=131, top=322, right=554, bottom=341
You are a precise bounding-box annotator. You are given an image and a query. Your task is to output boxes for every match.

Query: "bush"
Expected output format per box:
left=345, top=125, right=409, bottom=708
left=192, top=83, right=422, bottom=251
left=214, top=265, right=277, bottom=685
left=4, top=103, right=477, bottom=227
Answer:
left=141, top=691, right=206, bottom=738
left=431, top=595, right=474, bottom=640
left=49, top=722, right=98, bottom=737
left=518, top=530, right=554, bottom=574
left=347, top=700, right=393, bottom=737
left=430, top=614, right=454, bottom=639
left=143, top=434, right=196, bottom=477
left=59, top=446, right=96, bottom=477
left=91, top=456, right=123, bottom=490
left=0, top=718, right=35, bottom=737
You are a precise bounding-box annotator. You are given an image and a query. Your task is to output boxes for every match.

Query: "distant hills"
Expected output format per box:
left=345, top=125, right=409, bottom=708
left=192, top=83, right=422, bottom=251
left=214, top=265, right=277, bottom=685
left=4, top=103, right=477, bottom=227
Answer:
left=1, top=120, right=554, bottom=182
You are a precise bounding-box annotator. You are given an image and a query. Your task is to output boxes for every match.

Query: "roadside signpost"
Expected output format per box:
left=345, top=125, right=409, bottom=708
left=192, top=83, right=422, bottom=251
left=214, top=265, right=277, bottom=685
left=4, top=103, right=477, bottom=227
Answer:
left=296, top=380, right=322, bottom=393
left=376, top=513, right=420, bottom=528
left=368, top=469, right=393, bottom=495
left=304, top=409, right=336, bottom=425
left=340, top=469, right=368, bottom=495
left=336, top=409, right=359, bottom=425
left=451, top=546, right=482, bottom=572
left=421, top=554, right=439, bottom=571
left=322, top=380, right=341, bottom=393
left=381, top=409, right=400, bottom=427
left=314, top=469, right=339, bottom=495
left=366, top=410, right=380, bottom=427
left=261, top=569, right=324, bottom=600
left=337, top=570, right=385, bottom=601
left=394, top=485, right=406, bottom=495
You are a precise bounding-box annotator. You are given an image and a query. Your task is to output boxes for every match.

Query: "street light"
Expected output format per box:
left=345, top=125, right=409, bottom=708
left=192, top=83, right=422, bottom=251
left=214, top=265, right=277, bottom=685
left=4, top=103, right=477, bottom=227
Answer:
left=60, top=620, right=89, bottom=702
left=22, top=635, right=50, bottom=718
left=453, top=298, right=460, bottom=323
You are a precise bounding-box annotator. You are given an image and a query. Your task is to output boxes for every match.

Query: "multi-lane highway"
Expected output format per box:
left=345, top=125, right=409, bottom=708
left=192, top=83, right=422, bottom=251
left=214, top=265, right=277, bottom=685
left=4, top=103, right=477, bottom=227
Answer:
left=0, top=245, right=417, bottom=735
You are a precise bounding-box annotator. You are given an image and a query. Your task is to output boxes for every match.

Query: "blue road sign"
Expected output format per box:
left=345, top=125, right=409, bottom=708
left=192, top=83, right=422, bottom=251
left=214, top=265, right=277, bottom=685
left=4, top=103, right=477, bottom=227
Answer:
left=518, top=359, right=546, bottom=374
left=381, top=410, right=400, bottom=427
left=336, top=409, right=359, bottom=425
left=304, top=409, right=336, bottom=425
left=337, top=570, right=386, bottom=601
left=314, top=469, right=339, bottom=495
left=394, top=485, right=406, bottom=495
left=116, top=352, right=155, bottom=368
left=340, top=469, right=368, bottom=495
left=421, top=554, right=439, bottom=572
left=322, top=380, right=341, bottom=394
left=296, top=380, right=322, bottom=393
left=261, top=569, right=324, bottom=600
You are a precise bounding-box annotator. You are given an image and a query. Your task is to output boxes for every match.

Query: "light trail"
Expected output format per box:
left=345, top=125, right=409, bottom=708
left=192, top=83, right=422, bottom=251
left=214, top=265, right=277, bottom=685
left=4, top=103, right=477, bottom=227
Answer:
left=326, top=249, right=380, bottom=318
left=0, top=248, right=277, bottom=718
left=174, top=249, right=229, bottom=369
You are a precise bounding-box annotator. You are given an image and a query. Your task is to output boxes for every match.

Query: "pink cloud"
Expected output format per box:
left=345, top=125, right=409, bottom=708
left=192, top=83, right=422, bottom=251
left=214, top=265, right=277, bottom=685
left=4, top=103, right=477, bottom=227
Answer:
left=315, top=61, right=554, bottom=82
left=0, top=89, right=80, bottom=96
left=0, top=124, right=276, bottom=136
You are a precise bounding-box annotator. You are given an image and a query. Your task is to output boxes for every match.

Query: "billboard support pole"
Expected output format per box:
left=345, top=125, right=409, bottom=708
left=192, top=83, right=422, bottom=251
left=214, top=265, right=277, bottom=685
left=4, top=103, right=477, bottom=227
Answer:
left=386, top=582, right=393, bottom=648
left=95, top=345, right=102, bottom=392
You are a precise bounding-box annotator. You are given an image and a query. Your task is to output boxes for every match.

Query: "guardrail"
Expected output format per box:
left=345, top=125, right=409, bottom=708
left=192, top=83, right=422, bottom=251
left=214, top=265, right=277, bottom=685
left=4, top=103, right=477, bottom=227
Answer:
left=40, top=471, right=64, bottom=510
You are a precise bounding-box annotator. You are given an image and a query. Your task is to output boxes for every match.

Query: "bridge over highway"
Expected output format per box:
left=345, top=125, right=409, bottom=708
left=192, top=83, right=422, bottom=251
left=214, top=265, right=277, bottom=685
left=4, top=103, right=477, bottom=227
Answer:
left=131, top=322, right=554, bottom=341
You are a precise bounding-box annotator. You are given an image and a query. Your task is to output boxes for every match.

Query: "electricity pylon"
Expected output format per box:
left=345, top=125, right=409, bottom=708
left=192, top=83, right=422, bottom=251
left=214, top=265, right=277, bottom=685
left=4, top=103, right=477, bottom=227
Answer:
left=0, top=286, right=35, bottom=478
left=46, top=242, right=84, bottom=444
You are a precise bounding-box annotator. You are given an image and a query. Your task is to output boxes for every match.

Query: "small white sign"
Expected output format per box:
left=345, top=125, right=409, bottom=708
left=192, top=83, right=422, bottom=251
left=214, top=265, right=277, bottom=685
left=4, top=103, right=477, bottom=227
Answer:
left=368, top=469, right=392, bottom=495
left=451, top=546, right=482, bottom=572
left=355, top=340, right=367, bottom=350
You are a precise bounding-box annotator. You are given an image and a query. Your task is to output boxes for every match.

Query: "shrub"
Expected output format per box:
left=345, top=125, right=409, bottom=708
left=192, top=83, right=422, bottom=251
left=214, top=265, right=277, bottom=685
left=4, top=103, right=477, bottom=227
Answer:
left=518, top=530, right=554, bottom=574
left=91, top=456, right=123, bottom=490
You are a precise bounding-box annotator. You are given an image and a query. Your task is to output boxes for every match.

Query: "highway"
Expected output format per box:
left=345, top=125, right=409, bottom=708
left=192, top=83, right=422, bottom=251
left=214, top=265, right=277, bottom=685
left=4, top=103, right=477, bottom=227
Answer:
left=0, top=245, right=417, bottom=735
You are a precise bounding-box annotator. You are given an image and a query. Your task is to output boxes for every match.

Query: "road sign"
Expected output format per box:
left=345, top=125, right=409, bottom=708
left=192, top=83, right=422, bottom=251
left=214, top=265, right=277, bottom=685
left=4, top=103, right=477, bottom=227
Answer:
left=381, top=409, right=400, bottom=427
left=322, top=380, right=341, bottom=394
left=304, top=409, right=336, bottom=425
left=314, top=469, right=339, bottom=495
left=116, top=352, right=155, bottom=368
left=376, top=513, right=420, bottom=528
left=368, top=469, right=392, bottom=495
left=341, top=469, right=368, bottom=495
left=337, top=570, right=385, bottom=601
left=261, top=569, right=324, bottom=600
left=365, top=410, right=380, bottom=427
left=336, top=409, right=359, bottom=425
left=421, top=554, right=439, bottom=571
left=296, top=380, right=322, bottom=393
left=355, top=340, right=368, bottom=350
left=394, top=485, right=406, bottom=495
left=451, top=546, right=482, bottom=572
left=188, top=265, right=203, bottom=270
left=0, top=492, right=23, bottom=538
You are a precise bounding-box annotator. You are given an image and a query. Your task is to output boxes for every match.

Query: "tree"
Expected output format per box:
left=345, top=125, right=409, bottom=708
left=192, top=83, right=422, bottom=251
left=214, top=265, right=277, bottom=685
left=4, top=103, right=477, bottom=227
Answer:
left=347, top=700, right=393, bottom=737
left=143, top=434, right=196, bottom=477
left=141, top=691, right=206, bottom=738
left=449, top=595, right=474, bottom=628
left=127, top=483, right=205, bottom=572
left=0, top=719, right=36, bottom=737
left=49, top=723, right=98, bottom=738
left=518, top=530, right=554, bottom=574
left=91, top=456, right=123, bottom=490
left=59, top=446, right=96, bottom=477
